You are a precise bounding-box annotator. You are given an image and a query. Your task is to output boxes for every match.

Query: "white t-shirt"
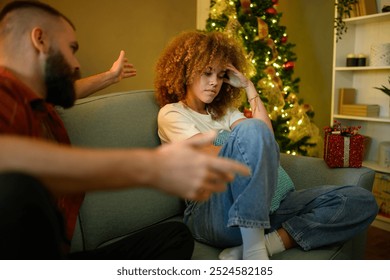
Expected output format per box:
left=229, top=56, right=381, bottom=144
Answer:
left=158, top=101, right=245, bottom=143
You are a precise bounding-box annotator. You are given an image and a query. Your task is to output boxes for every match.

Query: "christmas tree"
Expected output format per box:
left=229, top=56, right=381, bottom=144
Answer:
left=205, top=0, right=321, bottom=156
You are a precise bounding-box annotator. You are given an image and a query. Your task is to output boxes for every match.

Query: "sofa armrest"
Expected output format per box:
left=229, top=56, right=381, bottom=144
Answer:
left=280, top=153, right=375, bottom=192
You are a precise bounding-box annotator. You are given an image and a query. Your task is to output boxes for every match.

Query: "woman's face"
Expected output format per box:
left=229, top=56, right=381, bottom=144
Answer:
left=186, top=64, right=226, bottom=112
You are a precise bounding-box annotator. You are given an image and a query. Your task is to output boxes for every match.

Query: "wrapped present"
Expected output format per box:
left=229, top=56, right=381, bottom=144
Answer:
left=323, top=121, right=364, bottom=168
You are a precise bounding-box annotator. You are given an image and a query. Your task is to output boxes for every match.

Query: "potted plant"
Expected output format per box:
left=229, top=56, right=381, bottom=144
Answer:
left=374, top=77, right=390, bottom=97
left=334, top=0, right=359, bottom=42
left=374, top=77, right=390, bottom=116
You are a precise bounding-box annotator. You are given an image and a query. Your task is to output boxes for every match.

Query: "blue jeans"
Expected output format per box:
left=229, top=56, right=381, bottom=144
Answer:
left=184, top=119, right=378, bottom=250
left=269, top=184, right=378, bottom=250
left=184, top=119, right=280, bottom=248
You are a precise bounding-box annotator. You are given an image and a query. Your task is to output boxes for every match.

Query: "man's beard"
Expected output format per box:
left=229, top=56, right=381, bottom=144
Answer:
left=44, top=49, right=81, bottom=108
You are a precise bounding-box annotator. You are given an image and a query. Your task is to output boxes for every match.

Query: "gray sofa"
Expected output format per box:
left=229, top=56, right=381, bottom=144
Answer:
left=58, top=89, right=375, bottom=260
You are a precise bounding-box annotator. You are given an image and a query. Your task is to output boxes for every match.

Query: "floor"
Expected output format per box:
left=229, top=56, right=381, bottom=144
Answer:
left=364, top=226, right=390, bottom=260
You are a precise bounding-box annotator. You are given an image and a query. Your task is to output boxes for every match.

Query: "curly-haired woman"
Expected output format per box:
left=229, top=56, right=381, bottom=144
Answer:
left=154, top=30, right=378, bottom=260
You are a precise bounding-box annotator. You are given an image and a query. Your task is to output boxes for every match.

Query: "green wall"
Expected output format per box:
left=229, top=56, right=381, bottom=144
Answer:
left=43, top=0, right=197, bottom=94
left=278, top=0, right=334, bottom=134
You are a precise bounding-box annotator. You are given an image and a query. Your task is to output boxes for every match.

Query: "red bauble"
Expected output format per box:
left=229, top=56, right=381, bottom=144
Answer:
left=281, top=35, right=288, bottom=44
left=283, top=61, right=295, bottom=71
left=272, top=0, right=279, bottom=4
left=243, top=108, right=253, bottom=118
left=266, top=7, right=277, bottom=15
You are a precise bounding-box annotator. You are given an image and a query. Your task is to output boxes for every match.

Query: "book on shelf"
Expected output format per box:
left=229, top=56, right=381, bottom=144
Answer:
left=338, top=88, right=356, bottom=109
left=338, top=87, right=380, bottom=117
left=340, top=104, right=380, bottom=117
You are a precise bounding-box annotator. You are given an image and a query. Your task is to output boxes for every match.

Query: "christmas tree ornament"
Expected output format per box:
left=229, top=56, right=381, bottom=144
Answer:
left=210, top=0, right=236, bottom=19
left=265, top=39, right=278, bottom=65
left=266, top=7, right=277, bottom=15
left=256, top=17, right=268, bottom=40
left=283, top=61, right=295, bottom=71
left=224, top=18, right=245, bottom=42
left=240, top=0, right=252, bottom=14
left=243, top=107, right=253, bottom=118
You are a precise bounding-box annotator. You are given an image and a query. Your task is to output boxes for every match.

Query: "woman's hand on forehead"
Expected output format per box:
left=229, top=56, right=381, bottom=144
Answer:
left=223, top=64, right=249, bottom=88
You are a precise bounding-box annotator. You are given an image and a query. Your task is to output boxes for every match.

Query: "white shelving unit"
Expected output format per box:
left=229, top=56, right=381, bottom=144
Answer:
left=331, top=11, right=390, bottom=230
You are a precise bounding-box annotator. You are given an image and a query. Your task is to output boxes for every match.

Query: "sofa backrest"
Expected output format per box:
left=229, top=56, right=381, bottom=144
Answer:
left=58, top=90, right=161, bottom=148
left=58, top=90, right=184, bottom=251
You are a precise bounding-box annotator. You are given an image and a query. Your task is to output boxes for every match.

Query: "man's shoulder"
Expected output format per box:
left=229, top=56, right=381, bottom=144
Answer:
left=0, top=67, right=39, bottom=103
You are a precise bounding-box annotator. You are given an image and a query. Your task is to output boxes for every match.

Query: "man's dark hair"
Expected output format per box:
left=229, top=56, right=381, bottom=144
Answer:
left=0, top=0, right=75, bottom=29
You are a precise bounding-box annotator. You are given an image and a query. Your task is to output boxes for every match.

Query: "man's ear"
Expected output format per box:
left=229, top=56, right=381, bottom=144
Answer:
left=31, top=27, right=49, bottom=53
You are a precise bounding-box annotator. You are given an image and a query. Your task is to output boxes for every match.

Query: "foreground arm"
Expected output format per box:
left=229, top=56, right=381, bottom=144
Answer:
left=75, top=50, right=137, bottom=99
left=0, top=134, right=249, bottom=201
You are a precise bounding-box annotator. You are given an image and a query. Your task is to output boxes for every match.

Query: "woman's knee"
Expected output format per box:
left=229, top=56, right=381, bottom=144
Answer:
left=232, top=119, right=277, bottom=147
left=342, top=185, right=378, bottom=222
left=233, top=119, right=271, bottom=137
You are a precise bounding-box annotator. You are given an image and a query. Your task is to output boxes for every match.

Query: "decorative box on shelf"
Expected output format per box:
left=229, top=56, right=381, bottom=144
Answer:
left=323, top=121, right=365, bottom=168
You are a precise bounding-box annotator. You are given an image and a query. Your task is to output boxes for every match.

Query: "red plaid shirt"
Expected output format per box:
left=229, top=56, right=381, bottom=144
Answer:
left=0, top=67, right=84, bottom=242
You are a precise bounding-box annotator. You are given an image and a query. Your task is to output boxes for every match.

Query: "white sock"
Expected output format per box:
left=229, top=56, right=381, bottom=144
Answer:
left=218, top=245, right=243, bottom=260
left=240, top=227, right=269, bottom=260
left=219, top=231, right=287, bottom=259
left=265, top=231, right=286, bottom=256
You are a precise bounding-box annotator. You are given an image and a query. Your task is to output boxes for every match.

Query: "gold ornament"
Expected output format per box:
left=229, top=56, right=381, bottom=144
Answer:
left=256, top=17, right=268, bottom=40
left=210, top=0, right=236, bottom=19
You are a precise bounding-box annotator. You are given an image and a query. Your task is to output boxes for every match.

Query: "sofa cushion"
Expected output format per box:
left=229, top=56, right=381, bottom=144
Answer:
left=74, top=189, right=184, bottom=251
left=58, top=90, right=161, bottom=148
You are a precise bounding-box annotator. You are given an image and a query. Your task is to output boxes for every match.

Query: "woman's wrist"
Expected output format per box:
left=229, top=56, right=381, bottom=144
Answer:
left=248, top=95, right=259, bottom=102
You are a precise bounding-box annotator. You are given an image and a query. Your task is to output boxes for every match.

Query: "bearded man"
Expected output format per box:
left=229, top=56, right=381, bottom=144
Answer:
left=0, top=1, right=249, bottom=259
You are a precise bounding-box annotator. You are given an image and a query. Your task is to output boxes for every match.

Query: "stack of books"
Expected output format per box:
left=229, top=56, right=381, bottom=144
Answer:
left=338, top=88, right=380, bottom=117
left=340, top=104, right=380, bottom=117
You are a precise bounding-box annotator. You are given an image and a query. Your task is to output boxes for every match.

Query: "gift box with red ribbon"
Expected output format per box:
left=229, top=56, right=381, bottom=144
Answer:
left=323, top=121, right=364, bottom=168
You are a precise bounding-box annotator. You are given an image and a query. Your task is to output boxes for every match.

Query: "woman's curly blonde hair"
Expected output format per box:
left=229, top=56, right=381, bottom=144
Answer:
left=154, top=30, right=251, bottom=120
